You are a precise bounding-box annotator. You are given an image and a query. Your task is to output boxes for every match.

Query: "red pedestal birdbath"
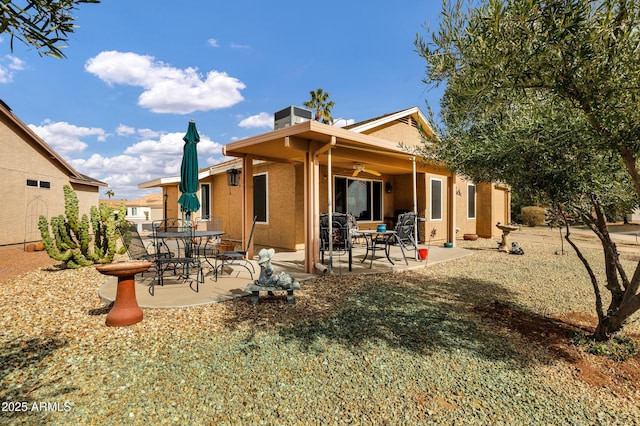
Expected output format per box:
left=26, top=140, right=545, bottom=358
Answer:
left=96, top=261, right=152, bottom=327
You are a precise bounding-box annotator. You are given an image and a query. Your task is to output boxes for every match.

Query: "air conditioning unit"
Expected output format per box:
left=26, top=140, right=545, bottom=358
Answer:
left=274, top=105, right=313, bottom=130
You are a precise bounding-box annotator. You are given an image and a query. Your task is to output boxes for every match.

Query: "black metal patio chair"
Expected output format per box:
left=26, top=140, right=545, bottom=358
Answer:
left=145, top=218, right=204, bottom=295
left=213, top=216, right=257, bottom=280
left=320, top=213, right=353, bottom=271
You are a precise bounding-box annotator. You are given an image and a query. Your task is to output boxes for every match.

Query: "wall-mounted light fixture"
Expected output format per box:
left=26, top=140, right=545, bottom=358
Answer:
left=456, top=188, right=462, bottom=196
left=385, top=182, right=393, bottom=193
left=226, top=168, right=241, bottom=187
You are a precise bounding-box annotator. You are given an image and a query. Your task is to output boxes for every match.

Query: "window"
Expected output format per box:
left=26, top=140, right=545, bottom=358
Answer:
left=467, top=184, right=476, bottom=219
left=39, top=181, right=50, bottom=189
left=131, top=207, right=138, bottom=216
left=253, top=173, right=268, bottom=223
left=200, top=183, right=211, bottom=220
left=431, top=178, right=442, bottom=220
left=26, top=179, right=38, bottom=187
left=334, top=176, right=383, bottom=221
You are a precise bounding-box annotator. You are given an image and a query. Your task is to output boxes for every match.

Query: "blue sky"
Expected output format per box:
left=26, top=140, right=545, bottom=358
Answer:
left=1, top=0, right=444, bottom=200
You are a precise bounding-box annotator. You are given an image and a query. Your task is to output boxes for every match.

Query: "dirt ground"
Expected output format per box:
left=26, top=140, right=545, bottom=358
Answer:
left=0, top=245, right=57, bottom=284
left=2, top=226, right=640, bottom=398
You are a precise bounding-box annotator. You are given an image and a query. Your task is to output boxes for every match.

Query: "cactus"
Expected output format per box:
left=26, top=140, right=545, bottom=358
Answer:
left=38, top=185, right=130, bottom=269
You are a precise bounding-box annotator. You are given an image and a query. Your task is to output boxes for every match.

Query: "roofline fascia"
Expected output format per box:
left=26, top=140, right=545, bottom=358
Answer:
left=1, top=105, right=102, bottom=186
left=223, top=120, right=411, bottom=157
left=348, top=106, right=435, bottom=136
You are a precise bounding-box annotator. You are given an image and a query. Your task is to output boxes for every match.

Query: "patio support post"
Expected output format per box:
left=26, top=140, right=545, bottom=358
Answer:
left=300, top=137, right=336, bottom=274
left=327, top=146, right=333, bottom=272
left=242, top=155, right=255, bottom=259
left=303, top=151, right=320, bottom=273
left=412, top=156, right=418, bottom=260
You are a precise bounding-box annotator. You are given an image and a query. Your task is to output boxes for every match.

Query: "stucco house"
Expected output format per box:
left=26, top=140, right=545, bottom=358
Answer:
left=101, top=193, right=163, bottom=230
left=0, top=99, right=106, bottom=246
left=140, top=106, right=510, bottom=273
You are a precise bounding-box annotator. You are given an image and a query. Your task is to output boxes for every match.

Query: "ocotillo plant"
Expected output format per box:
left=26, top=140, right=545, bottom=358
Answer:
left=38, top=185, right=130, bottom=268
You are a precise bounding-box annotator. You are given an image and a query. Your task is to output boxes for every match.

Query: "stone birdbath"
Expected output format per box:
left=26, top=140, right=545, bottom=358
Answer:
left=96, top=261, right=152, bottom=327
left=496, top=223, right=520, bottom=252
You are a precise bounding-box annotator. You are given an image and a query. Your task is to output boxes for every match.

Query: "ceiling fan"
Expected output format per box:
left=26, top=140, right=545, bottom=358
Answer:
left=352, top=163, right=381, bottom=177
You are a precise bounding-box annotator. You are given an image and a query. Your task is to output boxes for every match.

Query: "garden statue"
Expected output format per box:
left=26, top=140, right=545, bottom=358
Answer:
left=245, top=248, right=300, bottom=305
left=509, top=241, right=525, bottom=255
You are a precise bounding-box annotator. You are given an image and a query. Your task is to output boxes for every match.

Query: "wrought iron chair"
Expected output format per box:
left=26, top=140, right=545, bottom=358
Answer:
left=392, top=211, right=418, bottom=254
left=147, top=218, right=204, bottom=295
left=213, top=216, right=257, bottom=280
left=320, top=213, right=353, bottom=271
left=120, top=222, right=156, bottom=262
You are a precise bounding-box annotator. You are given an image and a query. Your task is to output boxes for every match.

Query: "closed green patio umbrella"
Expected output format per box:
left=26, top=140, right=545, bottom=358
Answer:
left=178, top=120, right=201, bottom=222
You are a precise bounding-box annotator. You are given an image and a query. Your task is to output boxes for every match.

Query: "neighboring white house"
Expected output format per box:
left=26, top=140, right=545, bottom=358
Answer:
left=101, top=193, right=163, bottom=231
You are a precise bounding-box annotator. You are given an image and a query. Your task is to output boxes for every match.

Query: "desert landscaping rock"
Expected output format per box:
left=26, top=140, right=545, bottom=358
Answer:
left=1, top=228, right=639, bottom=424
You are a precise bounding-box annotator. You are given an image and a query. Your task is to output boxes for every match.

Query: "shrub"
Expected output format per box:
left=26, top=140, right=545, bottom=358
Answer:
left=520, top=206, right=546, bottom=227
left=570, top=332, right=639, bottom=361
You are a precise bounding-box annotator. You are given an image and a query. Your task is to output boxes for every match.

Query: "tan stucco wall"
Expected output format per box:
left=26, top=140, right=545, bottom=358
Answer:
left=453, top=176, right=478, bottom=238
left=176, top=163, right=301, bottom=251
left=421, top=172, right=450, bottom=245
left=252, top=162, right=298, bottom=251
left=363, top=120, right=423, bottom=147
left=476, top=182, right=510, bottom=238
left=0, top=123, right=99, bottom=246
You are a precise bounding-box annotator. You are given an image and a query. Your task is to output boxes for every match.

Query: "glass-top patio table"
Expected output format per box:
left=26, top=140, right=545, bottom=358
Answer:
left=356, top=230, right=408, bottom=268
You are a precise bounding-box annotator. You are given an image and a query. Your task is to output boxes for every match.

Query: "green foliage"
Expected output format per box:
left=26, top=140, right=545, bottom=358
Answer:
left=303, top=88, right=335, bottom=124
left=520, top=206, right=546, bottom=227
left=0, top=0, right=100, bottom=58
left=570, top=332, right=638, bottom=362
left=415, top=0, right=640, bottom=340
left=38, top=185, right=129, bottom=269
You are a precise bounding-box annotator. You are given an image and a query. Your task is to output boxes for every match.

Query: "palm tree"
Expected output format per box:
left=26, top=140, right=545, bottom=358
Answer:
left=304, top=88, right=334, bottom=124
left=106, top=189, right=115, bottom=199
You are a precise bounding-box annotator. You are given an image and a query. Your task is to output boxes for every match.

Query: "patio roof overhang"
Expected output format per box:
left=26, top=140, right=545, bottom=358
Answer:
left=223, top=120, right=448, bottom=275
left=223, top=120, right=425, bottom=175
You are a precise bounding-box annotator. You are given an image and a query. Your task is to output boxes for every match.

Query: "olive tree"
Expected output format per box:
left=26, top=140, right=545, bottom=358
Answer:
left=0, top=0, right=100, bottom=58
left=416, top=0, right=640, bottom=340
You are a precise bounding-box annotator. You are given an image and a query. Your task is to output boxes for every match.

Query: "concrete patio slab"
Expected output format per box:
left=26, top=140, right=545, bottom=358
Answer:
left=97, top=244, right=472, bottom=309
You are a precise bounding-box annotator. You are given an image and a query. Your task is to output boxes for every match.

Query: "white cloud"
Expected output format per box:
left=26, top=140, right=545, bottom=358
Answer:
left=0, top=55, right=24, bottom=83
left=116, top=124, right=136, bottom=136
left=67, top=130, right=228, bottom=199
left=207, top=38, right=219, bottom=47
left=238, top=112, right=273, bottom=129
left=230, top=42, right=250, bottom=49
left=29, top=120, right=107, bottom=155
left=84, top=50, right=245, bottom=114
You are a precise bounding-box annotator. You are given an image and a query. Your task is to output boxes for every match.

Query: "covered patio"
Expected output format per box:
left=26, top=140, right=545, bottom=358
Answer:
left=221, top=119, right=458, bottom=275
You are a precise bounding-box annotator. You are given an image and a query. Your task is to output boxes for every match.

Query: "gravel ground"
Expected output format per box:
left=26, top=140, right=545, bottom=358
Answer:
left=1, top=228, right=640, bottom=425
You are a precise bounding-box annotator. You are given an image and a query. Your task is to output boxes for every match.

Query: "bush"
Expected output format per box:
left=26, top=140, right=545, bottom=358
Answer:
left=521, top=206, right=546, bottom=227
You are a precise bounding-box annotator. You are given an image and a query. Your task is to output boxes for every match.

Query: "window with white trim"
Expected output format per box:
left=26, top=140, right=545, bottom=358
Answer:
left=431, top=178, right=442, bottom=221
left=467, top=183, right=476, bottom=219
left=334, top=176, right=383, bottom=221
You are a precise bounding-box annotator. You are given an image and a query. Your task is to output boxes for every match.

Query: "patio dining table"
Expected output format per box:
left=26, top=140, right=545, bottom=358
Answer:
left=154, top=229, right=224, bottom=269
left=356, top=229, right=408, bottom=268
